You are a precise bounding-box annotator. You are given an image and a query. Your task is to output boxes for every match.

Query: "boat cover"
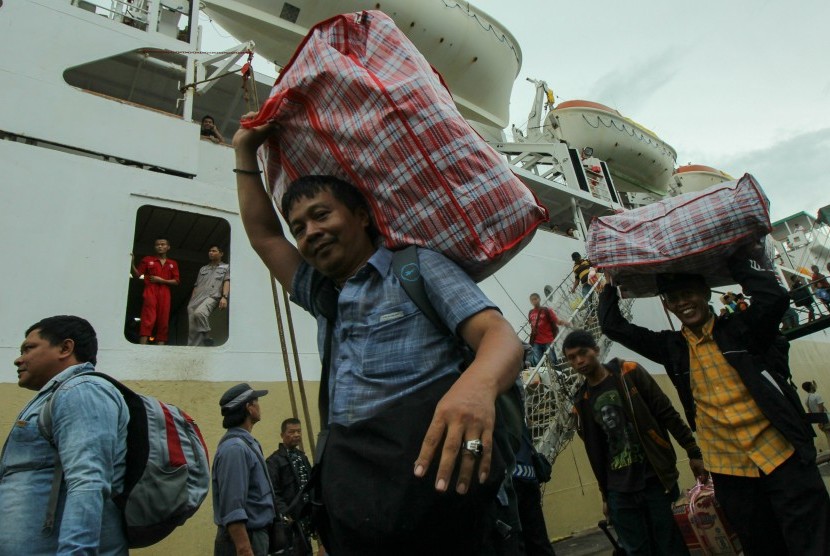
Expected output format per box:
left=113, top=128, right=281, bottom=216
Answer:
left=587, top=174, right=772, bottom=297
left=242, top=10, right=547, bottom=281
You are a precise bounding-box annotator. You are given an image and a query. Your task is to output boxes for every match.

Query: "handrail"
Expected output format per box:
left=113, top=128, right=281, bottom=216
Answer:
left=520, top=266, right=636, bottom=462
left=72, top=0, right=150, bottom=22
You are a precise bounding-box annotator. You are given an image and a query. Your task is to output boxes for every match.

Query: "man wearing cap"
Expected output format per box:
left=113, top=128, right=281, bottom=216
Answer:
left=599, top=248, right=830, bottom=554
left=213, top=383, right=275, bottom=556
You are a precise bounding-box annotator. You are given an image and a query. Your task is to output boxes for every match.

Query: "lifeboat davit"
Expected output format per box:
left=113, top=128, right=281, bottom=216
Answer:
left=673, top=164, right=732, bottom=194
left=201, top=0, right=521, bottom=131
left=545, top=100, right=677, bottom=197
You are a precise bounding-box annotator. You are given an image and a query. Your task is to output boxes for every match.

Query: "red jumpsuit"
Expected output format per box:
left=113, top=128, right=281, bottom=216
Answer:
left=135, top=256, right=179, bottom=342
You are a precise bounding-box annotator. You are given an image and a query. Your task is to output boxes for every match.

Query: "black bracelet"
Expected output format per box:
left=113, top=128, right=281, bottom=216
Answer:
left=233, top=168, right=262, bottom=175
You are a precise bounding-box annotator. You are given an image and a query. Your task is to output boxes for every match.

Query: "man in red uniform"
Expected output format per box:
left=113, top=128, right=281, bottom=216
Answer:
left=131, top=238, right=180, bottom=344
left=528, top=292, right=570, bottom=366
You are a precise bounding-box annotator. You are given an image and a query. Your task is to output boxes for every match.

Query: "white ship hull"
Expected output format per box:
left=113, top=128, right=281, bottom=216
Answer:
left=2, top=3, right=829, bottom=553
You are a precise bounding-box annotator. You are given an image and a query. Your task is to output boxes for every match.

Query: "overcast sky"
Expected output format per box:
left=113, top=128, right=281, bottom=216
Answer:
left=201, top=0, right=829, bottom=222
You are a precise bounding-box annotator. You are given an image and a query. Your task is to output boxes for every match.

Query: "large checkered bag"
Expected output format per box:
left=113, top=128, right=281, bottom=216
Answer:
left=586, top=174, right=772, bottom=297
left=241, top=10, right=547, bottom=280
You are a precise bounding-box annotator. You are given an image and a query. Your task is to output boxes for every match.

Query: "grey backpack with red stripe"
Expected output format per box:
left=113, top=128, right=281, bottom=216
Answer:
left=38, top=371, right=210, bottom=548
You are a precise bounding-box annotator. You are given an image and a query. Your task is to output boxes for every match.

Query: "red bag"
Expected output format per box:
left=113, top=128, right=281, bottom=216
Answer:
left=586, top=174, right=771, bottom=297
left=242, top=10, right=547, bottom=280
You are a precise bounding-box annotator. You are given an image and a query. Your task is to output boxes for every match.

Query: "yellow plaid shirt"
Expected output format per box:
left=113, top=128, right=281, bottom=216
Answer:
left=684, top=317, right=793, bottom=476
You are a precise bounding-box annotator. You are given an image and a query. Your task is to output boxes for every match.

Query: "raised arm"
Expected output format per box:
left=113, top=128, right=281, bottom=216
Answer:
left=728, top=248, right=789, bottom=338
left=598, top=285, right=670, bottom=365
left=414, top=308, right=522, bottom=495
left=233, top=113, right=303, bottom=292
left=130, top=253, right=142, bottom=277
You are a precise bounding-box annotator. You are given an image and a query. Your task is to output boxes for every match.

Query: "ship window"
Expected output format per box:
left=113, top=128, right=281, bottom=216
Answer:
left=125, top=205, right=231, bottom=347
left=280, top=3, right=300, bottom=23
left=62, top=49, right=272, bottom=123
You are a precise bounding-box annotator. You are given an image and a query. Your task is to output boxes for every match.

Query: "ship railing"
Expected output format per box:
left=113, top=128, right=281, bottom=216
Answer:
left=72, top=0, right=191, bottom=40
left=72, top=0, right=149, bottom=24
left=771, top=221, right=830, bottom=272
left=785, top=279, right=830, bottom=319
left=520, top=274, right=635, bottom=463
left=522, top=274, right=622, bottom=387
left=498, top=146, right=570, bottom=186
left=515, top=271, right=573, bottom=340
left=493, top=142, right=620, bottom=208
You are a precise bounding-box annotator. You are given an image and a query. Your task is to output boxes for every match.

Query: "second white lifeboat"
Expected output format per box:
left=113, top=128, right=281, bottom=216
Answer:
left=673, top=164, right=732, bottom=194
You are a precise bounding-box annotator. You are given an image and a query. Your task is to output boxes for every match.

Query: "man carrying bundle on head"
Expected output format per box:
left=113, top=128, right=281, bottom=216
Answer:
left=232, top=117, right=523, bottom=555
left=598, top=247, right=830, bottom=555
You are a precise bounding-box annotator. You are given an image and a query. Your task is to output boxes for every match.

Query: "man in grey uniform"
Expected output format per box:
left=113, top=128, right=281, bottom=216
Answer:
left=213, top=383, right=275, bottom=556
left=187, top=245, right=230, bottom=346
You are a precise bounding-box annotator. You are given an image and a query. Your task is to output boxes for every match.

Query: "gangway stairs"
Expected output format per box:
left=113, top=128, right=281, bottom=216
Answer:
left=518, top=273, right=635, bottom=466
left=781, top=278, right=830, bottom=341
left=772, top=212, right=830, bottom=340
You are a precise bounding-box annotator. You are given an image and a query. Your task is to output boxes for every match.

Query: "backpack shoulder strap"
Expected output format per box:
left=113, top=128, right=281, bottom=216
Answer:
left=391, top=246, right=451, bottom=337
left=38, top=370, right=118, bottom=445
left=309, top=272, right=339, bottom=431
left=38, top=370, right=120, bottom=535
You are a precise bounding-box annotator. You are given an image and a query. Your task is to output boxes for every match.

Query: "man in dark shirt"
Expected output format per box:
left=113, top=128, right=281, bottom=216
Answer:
left=566, top=330, right=704, bottom=555
left=266, top=418, right=313, bottom=555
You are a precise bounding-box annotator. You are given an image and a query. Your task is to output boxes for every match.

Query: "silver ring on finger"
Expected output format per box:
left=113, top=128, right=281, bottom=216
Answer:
left=463, top=439, right=483, bottom=457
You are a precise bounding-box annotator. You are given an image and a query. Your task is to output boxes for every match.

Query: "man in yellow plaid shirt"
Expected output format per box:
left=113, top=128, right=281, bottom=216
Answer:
left=599, top=246, right=830, bottom=555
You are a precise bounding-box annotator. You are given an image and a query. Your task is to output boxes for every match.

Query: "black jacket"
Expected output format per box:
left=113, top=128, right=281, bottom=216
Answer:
left=573, top=358, right=702, bottom=499
left=265, top=444, right=312, bottom=517
left=599, top=255, right=816, bottom=466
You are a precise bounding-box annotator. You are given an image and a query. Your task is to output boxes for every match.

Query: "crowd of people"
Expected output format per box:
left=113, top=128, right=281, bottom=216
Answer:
left=787, top=263, right=830, bottom=325
left=2, top=112, right=829, bottom=556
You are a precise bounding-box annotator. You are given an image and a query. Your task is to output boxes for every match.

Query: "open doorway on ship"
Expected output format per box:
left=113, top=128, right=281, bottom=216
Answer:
left=125, top=205, right=231, bottom=346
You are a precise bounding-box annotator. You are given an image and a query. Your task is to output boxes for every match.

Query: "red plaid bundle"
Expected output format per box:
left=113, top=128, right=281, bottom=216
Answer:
left=586, top=174, right=771, bottom=297
left=241, top=10, right=547, bottom=280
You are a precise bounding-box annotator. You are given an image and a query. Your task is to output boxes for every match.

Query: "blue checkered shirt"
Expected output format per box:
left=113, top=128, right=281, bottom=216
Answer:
left=292, top=246, right=496, bottom=425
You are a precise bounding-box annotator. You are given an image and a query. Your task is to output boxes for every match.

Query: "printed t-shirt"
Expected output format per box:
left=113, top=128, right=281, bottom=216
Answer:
left=586, top=375, right=653, bottom=493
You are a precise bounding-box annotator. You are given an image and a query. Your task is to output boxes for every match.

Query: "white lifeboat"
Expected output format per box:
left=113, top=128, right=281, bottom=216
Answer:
left=544, top=100, right=677, bottom=197
left=673, top=164, right=732, bottom=194
left=200, top=0, right=521, bottom=131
